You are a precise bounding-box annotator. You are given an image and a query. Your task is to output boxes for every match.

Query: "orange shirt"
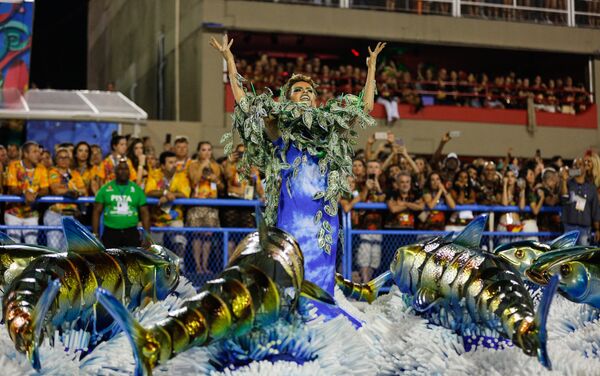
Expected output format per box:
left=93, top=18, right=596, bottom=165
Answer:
left=5, top=160, right=49, bottom=218
left=96, top=155, right=137, bottom=183
left=145, top=170, right=191, bottom=225
left=48, top=168, right=86, bottom=214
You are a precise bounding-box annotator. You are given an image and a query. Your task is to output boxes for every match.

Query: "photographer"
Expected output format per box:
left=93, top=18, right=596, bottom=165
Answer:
left=560, top=158, right=600, bottom=245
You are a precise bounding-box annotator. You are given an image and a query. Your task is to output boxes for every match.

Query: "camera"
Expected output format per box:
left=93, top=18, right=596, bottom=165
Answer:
left=368, top=173, right=376, bottom=180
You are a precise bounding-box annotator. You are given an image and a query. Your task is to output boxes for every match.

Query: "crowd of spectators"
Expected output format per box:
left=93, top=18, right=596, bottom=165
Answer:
left=268, top=0, right=600, bottom=27
left=0, top=129, right=598, bottom=283
left=236, top=54, right=592, bottom=125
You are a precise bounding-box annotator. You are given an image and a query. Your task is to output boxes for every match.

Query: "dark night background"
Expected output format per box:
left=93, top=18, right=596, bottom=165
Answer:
left=29, top=0, right=88, bottom=90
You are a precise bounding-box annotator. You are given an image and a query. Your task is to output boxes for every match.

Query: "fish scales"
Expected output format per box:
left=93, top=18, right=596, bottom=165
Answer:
left=96, top=225, right=335, bottom=376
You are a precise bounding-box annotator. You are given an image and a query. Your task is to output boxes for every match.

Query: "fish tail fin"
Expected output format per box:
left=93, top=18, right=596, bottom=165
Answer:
left=95, top=288, right=156, bottom=376
left=335, top=271, right=391, bottom=303
left=28, top=279, right=61, bottom=370
left=534, top=274, right=560, bottom=370
left=300, top=280, right=335, bottom=305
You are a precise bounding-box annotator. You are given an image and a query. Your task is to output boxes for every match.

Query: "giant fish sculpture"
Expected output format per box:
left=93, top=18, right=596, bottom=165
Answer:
left=369, top=216, right=559, bottom=369
left=527, top=246, right=600, bottom=308
left=97, top=221, right=334, bottom=376
left=2, top=217, right=180, bottom=370
left=493, top=231, right=580, bottom=277
left=0, top=232, right=60, bottom=289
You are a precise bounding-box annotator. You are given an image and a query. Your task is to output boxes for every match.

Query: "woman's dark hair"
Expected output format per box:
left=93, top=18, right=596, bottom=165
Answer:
left=74, top=141, right=92, bottom=169
left=111, top=134, right=126, bottom=151
left=425, top=171, right=444, bottom=191
left=127, top=138, right=144, bottom=169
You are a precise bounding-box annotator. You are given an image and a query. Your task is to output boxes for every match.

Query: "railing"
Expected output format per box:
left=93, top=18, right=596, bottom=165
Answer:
left=0, top=196, right=562, bottom=289
left=242, top=0, right=600, bottom=28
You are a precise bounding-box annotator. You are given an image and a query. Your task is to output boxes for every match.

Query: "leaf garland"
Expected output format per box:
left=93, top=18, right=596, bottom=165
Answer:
left=226, top=89, right=375, bottom=254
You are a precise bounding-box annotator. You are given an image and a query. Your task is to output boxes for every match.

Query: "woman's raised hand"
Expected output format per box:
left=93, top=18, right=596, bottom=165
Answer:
left=209, top=35, right=234, bottom=61
left=366, top=42, right=386, bottom=68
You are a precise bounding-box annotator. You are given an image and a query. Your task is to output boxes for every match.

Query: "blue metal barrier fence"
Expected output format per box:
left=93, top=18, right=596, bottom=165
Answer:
left=0, top=196, right=562, bottom=289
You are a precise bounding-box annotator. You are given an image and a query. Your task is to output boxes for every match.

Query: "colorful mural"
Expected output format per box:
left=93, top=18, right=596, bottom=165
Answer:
left=0, top=1, right=33, bottom=93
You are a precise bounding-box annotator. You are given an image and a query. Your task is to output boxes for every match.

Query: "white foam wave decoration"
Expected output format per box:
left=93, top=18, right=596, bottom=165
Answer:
left=3, top=276, right=600, bottom=375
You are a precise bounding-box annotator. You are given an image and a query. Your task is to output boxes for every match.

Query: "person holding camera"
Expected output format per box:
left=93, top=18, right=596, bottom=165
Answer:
left=187, top=141, right=224, bottom=274
left=356, top=160, right=386, bottom=283
left=44, top=147, right=87, bottom=249
left=560, top=158, right=600, bottom=245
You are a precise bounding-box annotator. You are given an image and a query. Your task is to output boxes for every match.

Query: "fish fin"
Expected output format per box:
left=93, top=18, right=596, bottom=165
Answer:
left=140, top=228, right=156, bottom=247
left=301, top=280, right=335, bottom=305
left=534, top=274, right=559, bottom=370
left=0, top=231, right=16, bottom=245
left=413, top=287, right=441, bottom=312
left=549, top=231, right=579, bottom=249
left=29, top=279, right=61, bottom=370
left=255, top=206, right=268, bottom=248
left=442, top=232, right=454, bottom=242
left=62, top=217, right=105, bottom=254
left=365, top=271, right=392, bottom=302
left=452, top=214, right=488, bottom=248
left=96, top=288, right=154, bottom=376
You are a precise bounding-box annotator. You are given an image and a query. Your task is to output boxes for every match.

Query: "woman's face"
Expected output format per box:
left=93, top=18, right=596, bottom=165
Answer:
left=430, top=173, right=441, bottom=190
left=506, top=171, right=516, bottom=186
left=115, top=139, right=127, bottom=156
left=56, top=151, right=71, bottom=169
left=388, top=165, right=401, bottom=179
left=458, top=171, right=469, bottom=185
left=147, top=154, right=158, bottom=169
left=76, top=144, right=89, bottom=162
left=347, top=176, right=356, bottom=191
left=526, top=169, right=536, bottom=185
left=91, top=147, right=103, bottom=165
left=399, top=157, right=408, bottom=171
left=584, top=155, right=593, bottom=172
left=289, top=81, right=317, bottom=107
left=352, top=160, right=365, bottom=177
left=467, top=167, right=478, bottom=181
left=41, top=151, right=53, bottom=168
left=199, top=143, right=212, bottom=161
left=415, top=158, right=425, bottom=173
left=134, top=142, right=144, bottom=157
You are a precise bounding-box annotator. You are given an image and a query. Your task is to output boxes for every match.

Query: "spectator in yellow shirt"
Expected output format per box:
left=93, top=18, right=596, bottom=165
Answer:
left=145, top=151, right=191, bottom=267
left=96, top=134, right=137, bottom=184
left=174, top=137, right=192, bottom=174
left=43, top=148, right=87, bottom=249
left=4, top=141, right=49, bottom=244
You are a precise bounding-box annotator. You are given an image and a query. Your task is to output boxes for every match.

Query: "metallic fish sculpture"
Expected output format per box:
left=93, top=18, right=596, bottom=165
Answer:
left=96, top=221, right=334, bottom=376
left=335, top=233, right=455, bottom=303
left=373, top=215, right=560, bottom=369
left=0, top=232, right=60, bottom=289
left=527, top=246, right=600, bottom=308
left=493, top=231, right=580, bottom=277
left=2, top=217, right=180, bottom=370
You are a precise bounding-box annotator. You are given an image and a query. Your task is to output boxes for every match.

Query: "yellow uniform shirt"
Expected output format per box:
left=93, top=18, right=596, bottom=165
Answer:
left=96, top=155, right=137, bottom=183
left=5, top=160, right=49, bottom=218
left=145, top=170, right=191, bottom=226
left=48, top=168, right=86, bottom=214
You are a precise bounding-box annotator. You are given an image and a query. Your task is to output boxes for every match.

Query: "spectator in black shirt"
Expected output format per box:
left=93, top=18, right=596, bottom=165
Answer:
left=560, top=158, right=600, bottom=245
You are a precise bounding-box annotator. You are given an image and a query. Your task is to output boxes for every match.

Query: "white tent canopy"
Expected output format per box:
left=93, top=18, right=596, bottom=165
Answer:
left=0, top=89, right=147, bottom=124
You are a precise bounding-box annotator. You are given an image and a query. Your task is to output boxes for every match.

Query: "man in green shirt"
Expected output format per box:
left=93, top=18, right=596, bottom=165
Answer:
left=92, top=158, right=151, bottom=248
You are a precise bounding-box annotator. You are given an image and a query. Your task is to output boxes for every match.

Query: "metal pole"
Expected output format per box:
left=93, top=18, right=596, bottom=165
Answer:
left=174, top=0, right=181, bottom=121
left=567, top=0, right=575, bottom=26
left=223, top=230, right=229, bottom=269
left=344, top=211, right=353, bottom=280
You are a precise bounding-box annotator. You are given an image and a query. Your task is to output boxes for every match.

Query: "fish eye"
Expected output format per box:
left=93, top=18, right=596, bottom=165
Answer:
left=514, top=249, right=524, bottom=259
left=165, top=265, right=172, bottom=277
left=560, top=264, right=571, bottom=277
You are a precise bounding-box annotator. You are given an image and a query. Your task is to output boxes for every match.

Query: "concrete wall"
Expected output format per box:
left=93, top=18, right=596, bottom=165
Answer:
left=88, top=0, right=600, bottom=157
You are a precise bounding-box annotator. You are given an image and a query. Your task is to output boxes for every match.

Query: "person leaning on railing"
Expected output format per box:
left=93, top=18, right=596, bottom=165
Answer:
left=145, top=151, right=190, bottom=269
left=420, top=172, right=455, bottom=231
left=4, top=141, right=48, bottom=245
left=560, top=158, right=600, bottom=246
left=44, top=147, right=87, bottom=249
left=186, top=141, right=223, bottom=274
left=92, top=158, right=150, bottom=248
